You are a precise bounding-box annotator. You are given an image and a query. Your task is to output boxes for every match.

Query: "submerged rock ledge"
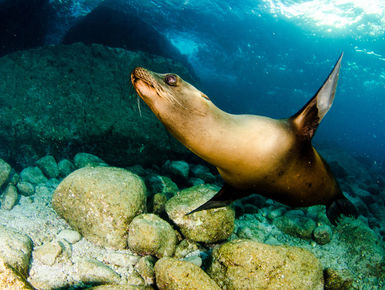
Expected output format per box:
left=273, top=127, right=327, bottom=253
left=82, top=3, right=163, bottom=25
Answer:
left=0, top=43, right=194, bottom=169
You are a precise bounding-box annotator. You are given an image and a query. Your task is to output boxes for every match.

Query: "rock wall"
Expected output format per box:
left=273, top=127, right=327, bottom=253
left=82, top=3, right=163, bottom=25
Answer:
left=0, top=43, right=194, bottom=169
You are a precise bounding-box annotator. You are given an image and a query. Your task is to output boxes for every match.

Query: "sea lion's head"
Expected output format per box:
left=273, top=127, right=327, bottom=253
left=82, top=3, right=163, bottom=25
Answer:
left=131, top=67, right=211, bottom=118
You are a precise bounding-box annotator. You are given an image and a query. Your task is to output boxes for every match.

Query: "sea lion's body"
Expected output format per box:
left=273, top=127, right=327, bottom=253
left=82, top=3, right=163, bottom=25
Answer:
left=131, top=55, right=357, bottom=223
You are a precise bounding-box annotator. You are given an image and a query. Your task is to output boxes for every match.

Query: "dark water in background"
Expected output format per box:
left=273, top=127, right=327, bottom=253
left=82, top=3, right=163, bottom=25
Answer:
left=1, top=0, right=385, bottom=165
left=124, top=0, right=385, bottom=165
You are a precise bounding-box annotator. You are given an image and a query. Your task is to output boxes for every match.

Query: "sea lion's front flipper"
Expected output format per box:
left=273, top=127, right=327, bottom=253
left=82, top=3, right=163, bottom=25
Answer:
left=326, top=194, right=358, bottom=225
left=291, top=53, right=343, bottom=139
left=187, top=184, right=235, bottom=215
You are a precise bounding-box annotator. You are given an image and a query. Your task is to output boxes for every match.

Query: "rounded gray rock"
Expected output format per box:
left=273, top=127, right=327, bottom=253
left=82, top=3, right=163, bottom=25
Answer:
left=16, top=181, right=35, bottom=196
left=313, top=225, right=333, bottom=245
left=168, top=160, right=190, bottom=178
left=74, top=152, right=108, bottom=168
left=165, top=184, right=235, bottom=243
left=155, top=257, right=220, bottom=290
left=0, top=159, right=11, bottom=188
left=20, top=166, right=48, bottom=185
left=36, top=155, right=59, bottom=178
left=274, top=213, right=316, bottom=239
left=1, top=184, right=18, bottom=210
left=52, top=167, right=147, bottom=249
left=128, top=214, right=176, bottom=258
left=58, top=159, right=75, bottom=177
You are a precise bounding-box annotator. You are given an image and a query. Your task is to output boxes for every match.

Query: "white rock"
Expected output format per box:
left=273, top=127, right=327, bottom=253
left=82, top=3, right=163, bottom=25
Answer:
left=57, top=229, right=82, bottom=244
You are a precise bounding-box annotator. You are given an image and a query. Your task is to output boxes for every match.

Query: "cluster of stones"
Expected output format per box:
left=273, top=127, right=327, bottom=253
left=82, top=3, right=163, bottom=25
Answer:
left=0, top=152, right=383, bottom=288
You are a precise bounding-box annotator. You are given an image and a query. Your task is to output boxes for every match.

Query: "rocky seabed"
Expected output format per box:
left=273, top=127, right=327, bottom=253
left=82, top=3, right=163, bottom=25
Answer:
left=0, top=150, right=384, bottom=289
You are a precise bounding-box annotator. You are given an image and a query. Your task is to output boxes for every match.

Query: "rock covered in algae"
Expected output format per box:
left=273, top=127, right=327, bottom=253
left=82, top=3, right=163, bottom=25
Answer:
left=336, top=218, right=385, bottom=277
left=0, top=159, right=11, bottom=188
left=165, top=184, right=235, bottom=243
left=128, top=214, right=177, bottom=258
left=155, top=257, right=220, bottom=290
left=0, top=259, right=34, bottom=290
left=52, top=167, right=146, bottom=249
left=36, top=155, right=59, bottom=178
left=1, top=184, right=18, bottom=210
left=207, top=239, right=324, bottom=290
left=0, top=225, right=33, bottom=277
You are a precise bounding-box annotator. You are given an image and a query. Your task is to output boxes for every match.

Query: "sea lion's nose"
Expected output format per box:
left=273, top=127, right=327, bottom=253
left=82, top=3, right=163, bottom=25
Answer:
left=132, top=67, right=147, bottom=79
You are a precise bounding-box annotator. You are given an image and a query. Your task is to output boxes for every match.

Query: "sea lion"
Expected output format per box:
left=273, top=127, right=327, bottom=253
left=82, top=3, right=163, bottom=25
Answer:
left=131, top=54, right=357, bottom=224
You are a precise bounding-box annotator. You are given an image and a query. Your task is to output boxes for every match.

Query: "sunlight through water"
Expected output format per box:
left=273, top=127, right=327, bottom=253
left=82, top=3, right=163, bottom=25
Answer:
left=262, top=0, right=385, bottom=35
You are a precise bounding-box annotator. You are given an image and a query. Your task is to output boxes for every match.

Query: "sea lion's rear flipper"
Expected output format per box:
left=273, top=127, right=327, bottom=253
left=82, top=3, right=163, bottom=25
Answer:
left=326, top=194, right=358, bottom=225
left=187, top=184, right=234, bottom=215
left=291, top=53, right=343, bottom=140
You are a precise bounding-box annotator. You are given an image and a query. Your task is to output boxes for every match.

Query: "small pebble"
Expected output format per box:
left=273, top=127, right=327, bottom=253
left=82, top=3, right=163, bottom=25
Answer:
left=57, top=229, right=82, bottom=244
left=313, top=225, right=332, bottom=245
left=17, top=181, right=35, bottom=196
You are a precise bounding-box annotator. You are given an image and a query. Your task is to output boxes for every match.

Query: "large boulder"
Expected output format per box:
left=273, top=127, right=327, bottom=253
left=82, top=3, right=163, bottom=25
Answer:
left=52, top=167, right=147, bottom=249
left=0, top=43, right=193, bottom=168
left=207, top=239, right=324, bottom=289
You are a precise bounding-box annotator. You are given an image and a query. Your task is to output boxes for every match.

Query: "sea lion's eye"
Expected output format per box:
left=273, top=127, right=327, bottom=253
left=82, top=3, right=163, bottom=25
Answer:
left=165, top=74, right=177, bottom=86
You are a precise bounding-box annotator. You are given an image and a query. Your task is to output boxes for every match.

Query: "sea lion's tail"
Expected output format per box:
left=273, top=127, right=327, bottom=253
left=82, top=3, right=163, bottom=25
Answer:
left=326, top=194, right=358, bottom=225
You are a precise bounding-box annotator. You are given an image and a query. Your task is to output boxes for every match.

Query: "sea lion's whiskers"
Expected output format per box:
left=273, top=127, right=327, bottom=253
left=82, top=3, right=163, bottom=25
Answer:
left=137, top=95, right=143, bottom=118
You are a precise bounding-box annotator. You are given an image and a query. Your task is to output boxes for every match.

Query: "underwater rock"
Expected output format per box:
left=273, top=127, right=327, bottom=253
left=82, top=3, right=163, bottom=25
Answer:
left=36, top=155, right=59, bottom=178
left=313, top=225, right=333, bottom=245
left=34, top=241, right=63, bottom=266
left=16, top=181, right=35, bottom=196
left=324, top=268, right=354, bottom=290
left=77, top=258, right=121, bottom=284
left=165, top=184, right=235, bottom=243
left=167, top=160, right=190, bottom=179
left=0, top=259, right=34, bottom=289
left=57, top=229, right=82, bottom=244
left=188, top=177, right=205, bottom=186
left=0, top=159, right=11, bottom=188
left=151, top=193, right=168, bottom=215
left=20, top=166, right=48, bottom=185
left=208, top=239, right=323, bottom=289
left=74, top=152, right=108, bottom=168
left=135, top=256, right=156, bottom=285
left=190, top=164, right=216, bottom=183
left=0, top=43, right=193, bottom=168
left=1, top=184, right=18, bottom=210
left=58, top=159, right=75, bottom=177
left=146, top=174, right=179, bottom=195
left=8, top=171, right=20, bottom=185
left=174, top=239, right=203, bottom=259
left=89, top=285, right=153, bottom=290
left=102, top=252, right=139, bottom=268
left=0, top=225, right=33, bottom=277
left=52, top=167, right=146, bottom=249
left=336, top=218, right=385, bottom=277
left=155, top=257, right=221, bottom=290
left=273, top=211, right=317, bottom=239
left=62, top=0, right=187, bottom=66
left=128, top=214, right=177, bottom=258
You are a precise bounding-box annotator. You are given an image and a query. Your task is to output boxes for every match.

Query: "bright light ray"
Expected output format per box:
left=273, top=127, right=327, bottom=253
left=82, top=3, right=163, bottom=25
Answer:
left=262, top=0, right=385, bottom=35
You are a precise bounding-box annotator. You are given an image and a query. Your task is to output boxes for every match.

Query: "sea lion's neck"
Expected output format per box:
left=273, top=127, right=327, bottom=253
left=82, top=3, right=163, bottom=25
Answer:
left=160, top=102, right=236, bottom=168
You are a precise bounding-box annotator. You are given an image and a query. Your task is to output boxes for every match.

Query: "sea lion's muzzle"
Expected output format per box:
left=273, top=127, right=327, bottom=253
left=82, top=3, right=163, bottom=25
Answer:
left=131, top=67, right=155, bottom=87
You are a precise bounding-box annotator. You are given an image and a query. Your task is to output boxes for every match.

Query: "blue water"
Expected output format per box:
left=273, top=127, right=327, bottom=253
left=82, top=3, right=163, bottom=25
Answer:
left=3, top=0, right=384, bottom=164
left=121, top=0, right=385, bottom=165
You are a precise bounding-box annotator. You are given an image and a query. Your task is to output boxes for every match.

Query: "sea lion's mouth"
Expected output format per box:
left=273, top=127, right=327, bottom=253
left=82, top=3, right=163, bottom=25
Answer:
left=131, top=68, right=155, bottom=89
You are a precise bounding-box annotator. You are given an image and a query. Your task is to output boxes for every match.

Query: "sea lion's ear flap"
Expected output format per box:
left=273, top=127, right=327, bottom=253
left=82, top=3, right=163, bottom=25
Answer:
left=291, top=53, right=343, bottom=140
